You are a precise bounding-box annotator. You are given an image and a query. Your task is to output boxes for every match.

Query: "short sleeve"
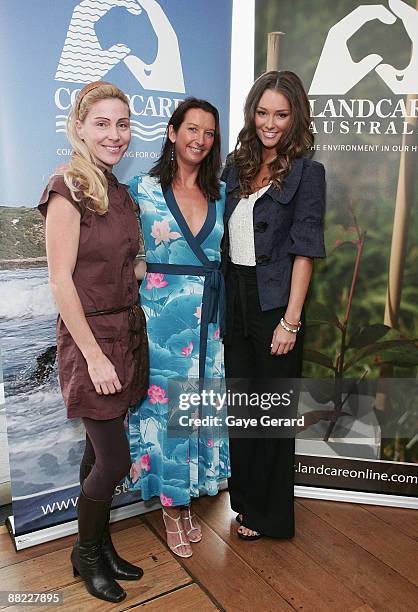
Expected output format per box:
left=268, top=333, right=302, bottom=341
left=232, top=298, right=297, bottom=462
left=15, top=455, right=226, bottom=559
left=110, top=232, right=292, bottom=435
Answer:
left=38, top=174, right=82, bottom=219
left=287, top=162, right=326, bottom=259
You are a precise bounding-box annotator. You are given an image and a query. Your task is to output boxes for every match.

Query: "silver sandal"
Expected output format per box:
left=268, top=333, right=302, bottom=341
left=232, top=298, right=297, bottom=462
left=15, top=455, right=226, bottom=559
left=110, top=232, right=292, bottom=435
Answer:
left=180, top=507, right=202, bottom=543
left=162, top=509, right=193, bottom=558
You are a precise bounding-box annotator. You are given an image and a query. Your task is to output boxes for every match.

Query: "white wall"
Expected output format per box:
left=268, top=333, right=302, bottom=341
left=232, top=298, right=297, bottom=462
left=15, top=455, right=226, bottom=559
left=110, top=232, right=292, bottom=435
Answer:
left=228, top=0, right=255, bottom=151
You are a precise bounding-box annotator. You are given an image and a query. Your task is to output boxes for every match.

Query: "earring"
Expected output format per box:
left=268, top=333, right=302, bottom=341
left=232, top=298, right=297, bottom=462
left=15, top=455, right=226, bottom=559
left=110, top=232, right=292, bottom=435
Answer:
left=170, top=143, right=176, bottom=177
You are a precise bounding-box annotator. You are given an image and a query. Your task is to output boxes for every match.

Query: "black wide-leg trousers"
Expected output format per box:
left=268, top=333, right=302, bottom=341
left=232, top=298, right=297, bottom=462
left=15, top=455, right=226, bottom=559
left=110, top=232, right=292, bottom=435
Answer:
left=224, top=263, right=304, bottom=538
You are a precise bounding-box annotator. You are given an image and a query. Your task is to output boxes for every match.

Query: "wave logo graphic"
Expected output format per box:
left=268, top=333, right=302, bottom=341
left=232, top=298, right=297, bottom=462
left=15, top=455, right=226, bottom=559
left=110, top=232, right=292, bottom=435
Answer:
left=309, top=0, right=418, bottom=95
left=55, top=0, right=185, bottom=93
left=56, top=115, right=167, bottom=141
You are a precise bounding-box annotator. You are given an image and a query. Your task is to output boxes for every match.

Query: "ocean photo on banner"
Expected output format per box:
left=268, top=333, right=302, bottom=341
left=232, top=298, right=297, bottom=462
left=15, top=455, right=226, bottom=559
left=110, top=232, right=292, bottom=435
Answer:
left=0, top=0, right=233, bottom=536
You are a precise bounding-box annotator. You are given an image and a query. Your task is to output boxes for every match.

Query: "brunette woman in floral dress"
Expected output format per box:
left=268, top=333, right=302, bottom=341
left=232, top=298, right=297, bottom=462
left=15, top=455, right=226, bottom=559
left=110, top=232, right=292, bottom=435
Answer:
left=127, top=98, right=230, bottom=558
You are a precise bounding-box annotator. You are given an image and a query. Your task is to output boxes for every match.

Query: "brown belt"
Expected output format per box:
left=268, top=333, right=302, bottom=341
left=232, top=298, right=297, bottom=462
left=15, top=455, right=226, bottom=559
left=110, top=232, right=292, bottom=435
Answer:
left=84, top=303, right=135, bottom=317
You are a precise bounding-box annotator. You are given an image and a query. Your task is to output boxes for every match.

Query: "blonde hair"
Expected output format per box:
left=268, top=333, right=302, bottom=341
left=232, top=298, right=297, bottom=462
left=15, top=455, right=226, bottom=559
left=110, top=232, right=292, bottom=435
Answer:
left=64, top=82, right=130, bottom=215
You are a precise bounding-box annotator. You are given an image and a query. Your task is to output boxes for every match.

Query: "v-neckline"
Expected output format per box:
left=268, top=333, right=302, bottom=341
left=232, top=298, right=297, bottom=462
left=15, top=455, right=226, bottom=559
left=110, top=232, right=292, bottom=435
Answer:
left=165, top=185, right=213, bottom=245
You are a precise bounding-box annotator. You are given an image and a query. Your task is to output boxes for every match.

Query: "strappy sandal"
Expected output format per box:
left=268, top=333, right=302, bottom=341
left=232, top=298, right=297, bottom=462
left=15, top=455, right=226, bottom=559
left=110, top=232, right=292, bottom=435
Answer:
left=162, top=509, right=193, bottom=558
left=238, top=527, right=262, bottom=541
left=180, top=507, right=202, bottom=543
left=237, top=520, right=262, bottom=541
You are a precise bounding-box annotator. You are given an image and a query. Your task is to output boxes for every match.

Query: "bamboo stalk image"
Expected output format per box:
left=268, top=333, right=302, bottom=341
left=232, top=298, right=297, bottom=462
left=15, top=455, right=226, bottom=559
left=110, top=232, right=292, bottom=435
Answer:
left=266, top=31, right=285, bottom=71
left=377, top=0, right=418, bottom=409
left=384, top=93, right=417, bottom=328
left=377, top=94, right=417, bottom=406
left=384, top=0, right=418, bottom=328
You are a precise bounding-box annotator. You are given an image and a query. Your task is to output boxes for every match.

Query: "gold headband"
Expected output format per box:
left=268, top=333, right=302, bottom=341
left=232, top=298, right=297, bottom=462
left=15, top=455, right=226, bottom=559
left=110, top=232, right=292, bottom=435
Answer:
left=74, top=81, right=113, bottom=117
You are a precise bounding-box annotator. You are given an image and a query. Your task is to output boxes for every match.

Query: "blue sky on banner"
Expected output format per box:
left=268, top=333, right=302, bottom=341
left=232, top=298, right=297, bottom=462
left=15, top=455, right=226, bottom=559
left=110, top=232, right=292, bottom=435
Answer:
left=0, top=0, right=232, bottom=207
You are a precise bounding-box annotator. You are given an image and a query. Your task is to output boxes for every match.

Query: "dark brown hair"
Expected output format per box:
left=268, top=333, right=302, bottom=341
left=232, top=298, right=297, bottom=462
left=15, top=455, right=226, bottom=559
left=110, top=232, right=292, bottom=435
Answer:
left=233, top=70, right=313, bottom=197
left=150, top=97, right=221, bottom=200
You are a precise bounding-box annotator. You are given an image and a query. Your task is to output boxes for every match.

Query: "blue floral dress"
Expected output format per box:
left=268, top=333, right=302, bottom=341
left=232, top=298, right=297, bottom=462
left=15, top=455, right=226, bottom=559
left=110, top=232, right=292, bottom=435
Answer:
left=127, top=174, right=230, bottom=507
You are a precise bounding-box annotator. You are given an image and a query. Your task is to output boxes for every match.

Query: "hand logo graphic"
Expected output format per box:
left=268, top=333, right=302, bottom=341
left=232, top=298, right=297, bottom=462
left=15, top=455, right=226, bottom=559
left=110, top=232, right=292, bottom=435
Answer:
left=375, top=0, right=418, bottom=93
left=56, top=0, right=185, bottom=93
left=309, top=0, right=417, bottom=95
left=123, top=0, right=185, bottom=93
left=309, top=5, right=396, bottom=95
left=55, top=1, right=141, bottom=83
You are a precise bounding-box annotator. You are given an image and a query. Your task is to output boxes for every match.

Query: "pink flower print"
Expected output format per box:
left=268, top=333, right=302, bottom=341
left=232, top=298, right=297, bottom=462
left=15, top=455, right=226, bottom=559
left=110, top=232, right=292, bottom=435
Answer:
left=160, top=493, right=173, bottom=507
left=140, top=453, right=151, bottom=472
left=130, top=461, right=141, bottom=484
left=148, top=384, right=169, bottom=405
left=213, top=328, right=220, bottom=340
left=207, top=439, right=214, bottom=448
left=151, top=219, right=181, bottom=245
left=181, top=341, right=193, bottom=357
left=146, top=272, right=168, bottom=290
left=194, top=306, right=202, bottom=324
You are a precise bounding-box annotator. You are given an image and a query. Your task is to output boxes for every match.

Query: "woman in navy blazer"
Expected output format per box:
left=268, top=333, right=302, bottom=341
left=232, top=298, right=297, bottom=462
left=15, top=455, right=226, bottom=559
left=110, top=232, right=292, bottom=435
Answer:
left=221, top=71, right=325, bottom=540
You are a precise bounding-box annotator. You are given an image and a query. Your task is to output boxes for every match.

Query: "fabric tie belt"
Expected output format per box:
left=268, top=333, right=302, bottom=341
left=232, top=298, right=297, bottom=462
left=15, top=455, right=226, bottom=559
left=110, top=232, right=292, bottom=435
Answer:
left=225, top=263, right=257, bottom=344
left=147, top=262, right=226, bottom=337
left=84, top=303, right=135, bottom=317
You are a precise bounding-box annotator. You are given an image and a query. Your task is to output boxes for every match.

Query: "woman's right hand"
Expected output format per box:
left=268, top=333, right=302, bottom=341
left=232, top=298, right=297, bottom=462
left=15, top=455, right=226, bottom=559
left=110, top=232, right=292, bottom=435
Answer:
left=87, top=351, right=122, bottom=395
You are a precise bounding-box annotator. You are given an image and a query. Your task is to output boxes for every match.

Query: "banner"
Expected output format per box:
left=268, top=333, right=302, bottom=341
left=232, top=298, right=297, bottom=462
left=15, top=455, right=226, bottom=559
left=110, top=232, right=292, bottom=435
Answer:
left=255, top=0, right=418, bottom=503
left=0, top=0, right=232, bottom=539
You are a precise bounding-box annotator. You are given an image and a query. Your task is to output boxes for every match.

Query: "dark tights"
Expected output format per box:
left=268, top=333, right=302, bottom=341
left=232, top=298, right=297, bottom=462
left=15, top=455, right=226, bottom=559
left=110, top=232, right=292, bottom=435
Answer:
left=80, top=416, right=131, bottom=501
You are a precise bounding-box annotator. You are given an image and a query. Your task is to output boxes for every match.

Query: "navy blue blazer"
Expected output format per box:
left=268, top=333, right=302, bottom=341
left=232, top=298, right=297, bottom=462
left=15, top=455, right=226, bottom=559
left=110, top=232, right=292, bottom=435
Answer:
left=221, top=156, right=326, bottom=311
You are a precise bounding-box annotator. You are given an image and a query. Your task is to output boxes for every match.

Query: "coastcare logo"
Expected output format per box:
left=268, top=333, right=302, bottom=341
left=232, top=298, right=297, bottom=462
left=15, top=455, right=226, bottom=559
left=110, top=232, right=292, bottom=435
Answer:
left=309, top=0, right=418, bottom=95
left=55, top=0, right=185, bottom=93
left=54, top=0, right=185, bottom=142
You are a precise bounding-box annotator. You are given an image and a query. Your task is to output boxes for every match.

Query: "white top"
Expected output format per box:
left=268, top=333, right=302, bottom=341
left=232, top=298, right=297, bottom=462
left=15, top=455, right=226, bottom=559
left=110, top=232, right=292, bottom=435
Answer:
left=228, top=184, right=270, bottom=265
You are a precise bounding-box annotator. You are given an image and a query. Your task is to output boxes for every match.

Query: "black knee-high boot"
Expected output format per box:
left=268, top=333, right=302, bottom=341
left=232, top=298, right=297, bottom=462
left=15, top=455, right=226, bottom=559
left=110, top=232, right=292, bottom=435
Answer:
left=71, top=490, right=126, bottom=603
left=79, top=463, right=143, bottom=581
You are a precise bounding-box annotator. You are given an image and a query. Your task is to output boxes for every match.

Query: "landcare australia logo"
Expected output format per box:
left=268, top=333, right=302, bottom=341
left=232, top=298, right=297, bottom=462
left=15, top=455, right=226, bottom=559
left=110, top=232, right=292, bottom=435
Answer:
left=54, top=0, right=185, bottom=143
left=309, top=0, right=418, bottom=95
left=308, top=0, right=418, bottom=137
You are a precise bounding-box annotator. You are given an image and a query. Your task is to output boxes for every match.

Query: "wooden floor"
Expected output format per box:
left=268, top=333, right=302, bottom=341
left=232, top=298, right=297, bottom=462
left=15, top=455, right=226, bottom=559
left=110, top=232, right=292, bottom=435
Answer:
left=0, top=491, right=417, bottom=611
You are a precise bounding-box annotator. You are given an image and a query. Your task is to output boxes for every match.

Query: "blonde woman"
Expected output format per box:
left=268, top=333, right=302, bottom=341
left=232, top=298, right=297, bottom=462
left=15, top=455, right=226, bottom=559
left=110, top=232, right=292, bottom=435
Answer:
left=39, top=82, right=148, bottom=603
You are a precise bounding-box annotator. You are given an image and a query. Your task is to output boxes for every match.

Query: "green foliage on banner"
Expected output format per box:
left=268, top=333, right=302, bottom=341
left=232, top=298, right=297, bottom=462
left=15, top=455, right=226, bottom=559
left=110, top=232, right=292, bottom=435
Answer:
left=255, top=0, right=418, bottom=465
left=0, top=206, right=45, bottom=264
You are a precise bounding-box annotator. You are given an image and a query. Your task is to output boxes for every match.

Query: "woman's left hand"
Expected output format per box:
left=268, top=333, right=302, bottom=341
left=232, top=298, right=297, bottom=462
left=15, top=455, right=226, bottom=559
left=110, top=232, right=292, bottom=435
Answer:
left=270, top=325, right=296, bottom=355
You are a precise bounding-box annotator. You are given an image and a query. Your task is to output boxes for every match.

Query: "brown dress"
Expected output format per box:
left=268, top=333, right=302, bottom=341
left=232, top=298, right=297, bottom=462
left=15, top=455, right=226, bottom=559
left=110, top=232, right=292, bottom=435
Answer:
left=38, top=171, right=148, bottom=420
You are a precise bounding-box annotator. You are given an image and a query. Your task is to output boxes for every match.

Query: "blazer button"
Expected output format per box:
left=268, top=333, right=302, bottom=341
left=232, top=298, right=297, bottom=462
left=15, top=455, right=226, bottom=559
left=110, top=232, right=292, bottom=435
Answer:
left=254, top=221, right=268, bottom=232
left=255, top=255, right=271, bottom=265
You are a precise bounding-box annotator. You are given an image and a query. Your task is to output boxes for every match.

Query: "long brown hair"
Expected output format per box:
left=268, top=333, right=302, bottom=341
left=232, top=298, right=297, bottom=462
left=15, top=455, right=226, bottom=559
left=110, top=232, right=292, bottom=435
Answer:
left=64, top=81, right=130, bottom=215
left=150, top=98, right=221, bottom=200
left=233, top=70, right=313, bottom=197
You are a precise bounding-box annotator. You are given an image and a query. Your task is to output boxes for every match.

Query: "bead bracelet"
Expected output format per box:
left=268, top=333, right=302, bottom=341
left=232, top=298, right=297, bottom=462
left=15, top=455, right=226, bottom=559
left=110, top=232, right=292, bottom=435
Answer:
left=279, top=317, right=301, bottom=333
